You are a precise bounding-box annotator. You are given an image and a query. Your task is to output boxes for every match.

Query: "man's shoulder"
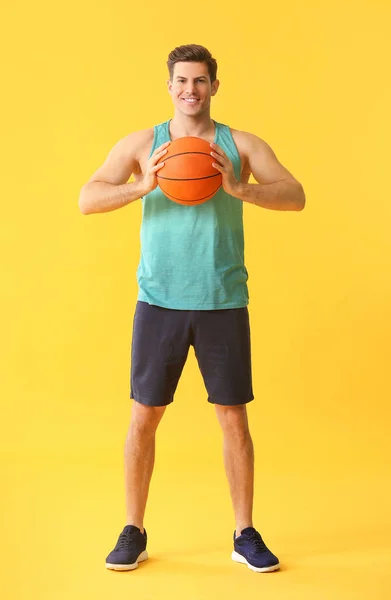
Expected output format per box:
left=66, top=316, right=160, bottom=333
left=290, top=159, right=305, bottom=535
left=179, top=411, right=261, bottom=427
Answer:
left=230, top=128, right=274, bottom=156
left=123, top=127, right=155, bottom=147
left=230, top=128, right=265, bottom=146
left=115, top=127, right=155, bottom=161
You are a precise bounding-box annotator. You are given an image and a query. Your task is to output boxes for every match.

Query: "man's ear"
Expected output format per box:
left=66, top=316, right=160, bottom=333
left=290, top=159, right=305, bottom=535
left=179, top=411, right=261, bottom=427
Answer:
left=167, top=79, right=173, bottom=93
left=211, top=79, right=220, bottom=96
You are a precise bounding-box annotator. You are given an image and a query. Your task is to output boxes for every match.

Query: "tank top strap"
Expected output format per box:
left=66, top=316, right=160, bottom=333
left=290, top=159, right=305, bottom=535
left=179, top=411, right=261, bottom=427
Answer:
left=214, top=121, right=241, bottom=180
left=148, top=120, right=171, bottom=157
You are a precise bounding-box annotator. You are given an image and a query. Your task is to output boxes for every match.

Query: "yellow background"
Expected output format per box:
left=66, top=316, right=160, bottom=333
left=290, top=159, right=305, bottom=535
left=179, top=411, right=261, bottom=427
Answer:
left=1, top=0, right=390, bottom=598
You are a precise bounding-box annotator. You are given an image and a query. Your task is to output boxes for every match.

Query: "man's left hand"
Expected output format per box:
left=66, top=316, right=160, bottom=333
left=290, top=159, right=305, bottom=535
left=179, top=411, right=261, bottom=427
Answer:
left=210, top=142, right=240, bottom=197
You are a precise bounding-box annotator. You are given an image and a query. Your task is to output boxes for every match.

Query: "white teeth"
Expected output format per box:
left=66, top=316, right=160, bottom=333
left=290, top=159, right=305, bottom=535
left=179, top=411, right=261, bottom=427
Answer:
left=183, top=98, right=197, bottom=102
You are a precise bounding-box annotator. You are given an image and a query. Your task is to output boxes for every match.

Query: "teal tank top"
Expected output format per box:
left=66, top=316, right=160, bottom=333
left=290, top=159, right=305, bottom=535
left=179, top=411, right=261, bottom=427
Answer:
left=136, top=120, right=249, bottom=310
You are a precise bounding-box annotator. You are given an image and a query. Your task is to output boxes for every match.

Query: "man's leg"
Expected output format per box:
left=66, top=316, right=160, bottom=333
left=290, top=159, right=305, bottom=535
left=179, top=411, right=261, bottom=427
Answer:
left=215, top=404, right=254, bottom=537
left=124, top=400, right=167, bottom=532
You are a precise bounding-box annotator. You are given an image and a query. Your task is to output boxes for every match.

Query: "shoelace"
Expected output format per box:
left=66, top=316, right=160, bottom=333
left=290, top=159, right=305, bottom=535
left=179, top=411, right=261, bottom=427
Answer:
left=245, top=532, right=268, bottom=551
left=117, top=530, right=138, bottom=549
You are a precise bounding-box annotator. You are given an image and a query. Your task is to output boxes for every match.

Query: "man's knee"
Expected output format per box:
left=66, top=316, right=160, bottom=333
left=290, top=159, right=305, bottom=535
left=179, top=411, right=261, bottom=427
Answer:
left=215, top=404, right=250, bottom=435
left=130, top=400, right=166, bottom=435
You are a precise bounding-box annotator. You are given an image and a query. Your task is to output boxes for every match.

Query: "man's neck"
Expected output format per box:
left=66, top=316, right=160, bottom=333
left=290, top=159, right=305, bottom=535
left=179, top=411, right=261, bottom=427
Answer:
left=169, top=113, right=215, bottom=141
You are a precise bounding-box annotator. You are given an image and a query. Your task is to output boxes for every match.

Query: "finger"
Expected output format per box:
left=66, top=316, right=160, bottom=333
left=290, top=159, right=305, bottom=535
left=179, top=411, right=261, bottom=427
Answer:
left=154, top=141, right=171, bottom=154
left=212, top=163, right=223, bottom=172
left=211, top=149, right=226, bottom=162
left=150, top=149, right=168, bottom=165
left=210, top=142, right=227, bottom=158
left=211, top=153, right=227, bottom=169
left=210, top=151, right=225, bottom=162
left=153, top=162, right=165, bottom=171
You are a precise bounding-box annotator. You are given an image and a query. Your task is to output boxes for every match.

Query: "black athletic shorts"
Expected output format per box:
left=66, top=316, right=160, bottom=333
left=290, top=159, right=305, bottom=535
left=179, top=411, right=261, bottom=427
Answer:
left=130, top=301, right=254, bottom=407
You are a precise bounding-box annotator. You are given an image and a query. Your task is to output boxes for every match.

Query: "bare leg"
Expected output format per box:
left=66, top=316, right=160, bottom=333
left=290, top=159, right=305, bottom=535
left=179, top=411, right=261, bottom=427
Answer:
left=215, top=404, right=254, bottom=537
left=124, top=400, right=166, bottom=533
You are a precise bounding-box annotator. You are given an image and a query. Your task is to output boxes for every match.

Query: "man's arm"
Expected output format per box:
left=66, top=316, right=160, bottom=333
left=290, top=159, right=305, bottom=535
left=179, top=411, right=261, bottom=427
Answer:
left=78, top=130, right=169, bottom=215
left=211, top=132, right=305, bottom=211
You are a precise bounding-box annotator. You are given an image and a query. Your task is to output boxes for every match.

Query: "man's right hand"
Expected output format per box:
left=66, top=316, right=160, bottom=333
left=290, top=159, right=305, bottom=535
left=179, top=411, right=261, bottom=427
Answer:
left=140, top=142, right=170, bottom=197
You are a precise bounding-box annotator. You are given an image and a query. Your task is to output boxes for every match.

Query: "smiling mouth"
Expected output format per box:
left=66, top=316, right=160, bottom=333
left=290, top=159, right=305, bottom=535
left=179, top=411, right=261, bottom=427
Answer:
left=182, top=98, right=199, bottom=103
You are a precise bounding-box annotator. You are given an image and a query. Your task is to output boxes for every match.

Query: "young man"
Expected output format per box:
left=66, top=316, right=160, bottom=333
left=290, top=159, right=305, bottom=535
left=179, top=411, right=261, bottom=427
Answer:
left=79, top=44, right=305, bottom=573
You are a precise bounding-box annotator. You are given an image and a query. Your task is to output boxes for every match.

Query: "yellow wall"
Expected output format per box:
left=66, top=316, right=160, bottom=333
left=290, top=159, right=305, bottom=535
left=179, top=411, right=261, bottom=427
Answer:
left=1, top=0, right=390, bottom=598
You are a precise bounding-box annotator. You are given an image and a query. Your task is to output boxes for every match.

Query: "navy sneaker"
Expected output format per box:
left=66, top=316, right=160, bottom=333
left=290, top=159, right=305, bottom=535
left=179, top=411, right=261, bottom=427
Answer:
left=232, top=527, right=280, bottom=572
left=105, top=525, right=148, bottom=571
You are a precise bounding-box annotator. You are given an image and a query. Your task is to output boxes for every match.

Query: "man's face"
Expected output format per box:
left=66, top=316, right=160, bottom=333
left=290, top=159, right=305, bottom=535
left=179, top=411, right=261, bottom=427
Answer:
left=167, top=62, right=219, bottom=116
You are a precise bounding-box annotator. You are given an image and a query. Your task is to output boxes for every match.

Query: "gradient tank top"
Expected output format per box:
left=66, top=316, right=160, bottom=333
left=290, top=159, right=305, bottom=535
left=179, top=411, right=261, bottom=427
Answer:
left=136, top=119, right=249, bottom=310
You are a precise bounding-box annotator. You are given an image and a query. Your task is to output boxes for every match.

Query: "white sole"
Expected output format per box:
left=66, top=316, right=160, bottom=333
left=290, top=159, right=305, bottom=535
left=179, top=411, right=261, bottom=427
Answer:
left=232, top=550, right=280, bottom=573
left=106, top=550, right=149, bottom=571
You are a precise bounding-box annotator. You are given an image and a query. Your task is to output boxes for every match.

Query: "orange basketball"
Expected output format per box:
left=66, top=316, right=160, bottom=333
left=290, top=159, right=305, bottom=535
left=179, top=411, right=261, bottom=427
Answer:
left=156, top=137, right=222, bottom=206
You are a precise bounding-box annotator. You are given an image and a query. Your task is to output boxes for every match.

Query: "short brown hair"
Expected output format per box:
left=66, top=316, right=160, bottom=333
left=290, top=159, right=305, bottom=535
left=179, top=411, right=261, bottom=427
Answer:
left=167, top=44, right=218, bottom=83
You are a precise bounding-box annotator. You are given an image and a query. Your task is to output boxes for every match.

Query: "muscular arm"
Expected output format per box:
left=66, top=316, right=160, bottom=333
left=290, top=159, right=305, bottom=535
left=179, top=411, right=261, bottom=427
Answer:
left=227, top=131, right=305, bottom=211
left=78, top=130, right=154, bottom=215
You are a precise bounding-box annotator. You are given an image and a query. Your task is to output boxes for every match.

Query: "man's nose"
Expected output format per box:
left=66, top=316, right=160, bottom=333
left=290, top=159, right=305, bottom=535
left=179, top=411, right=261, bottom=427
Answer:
left=185, top=82, right=196, bottom=94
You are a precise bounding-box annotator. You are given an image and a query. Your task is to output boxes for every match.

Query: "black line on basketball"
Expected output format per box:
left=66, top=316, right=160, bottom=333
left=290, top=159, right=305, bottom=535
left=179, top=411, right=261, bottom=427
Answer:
left=162, top=182, right=222, bottom=203
left=157, top=173, right=221, bottom=181
left=163, top=151, right=212, bottom=162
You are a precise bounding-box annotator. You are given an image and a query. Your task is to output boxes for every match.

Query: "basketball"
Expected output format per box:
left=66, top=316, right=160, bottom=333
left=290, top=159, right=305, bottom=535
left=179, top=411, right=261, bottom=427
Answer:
left=156, top=137, right=222, bottom=206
